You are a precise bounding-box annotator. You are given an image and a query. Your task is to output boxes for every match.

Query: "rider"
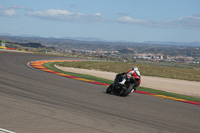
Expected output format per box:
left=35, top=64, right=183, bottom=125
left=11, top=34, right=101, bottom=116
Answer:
left=115, top=67, right=141, bottom=91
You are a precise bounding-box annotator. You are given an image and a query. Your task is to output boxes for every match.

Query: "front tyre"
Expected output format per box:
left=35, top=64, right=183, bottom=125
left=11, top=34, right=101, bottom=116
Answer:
left=106, top=84, right=114, bottom=94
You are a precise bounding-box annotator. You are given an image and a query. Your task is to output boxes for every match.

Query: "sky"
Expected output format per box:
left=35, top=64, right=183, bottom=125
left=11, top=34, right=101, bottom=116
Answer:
left=0, top=0, right=200, bottom=42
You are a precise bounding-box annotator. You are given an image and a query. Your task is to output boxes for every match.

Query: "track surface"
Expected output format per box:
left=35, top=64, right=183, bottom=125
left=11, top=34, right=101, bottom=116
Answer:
left=0, top=53, right=200, bottom=133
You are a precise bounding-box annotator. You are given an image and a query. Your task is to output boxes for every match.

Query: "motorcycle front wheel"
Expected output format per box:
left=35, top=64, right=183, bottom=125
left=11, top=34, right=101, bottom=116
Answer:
left=106, top=83, right=114, bottom=94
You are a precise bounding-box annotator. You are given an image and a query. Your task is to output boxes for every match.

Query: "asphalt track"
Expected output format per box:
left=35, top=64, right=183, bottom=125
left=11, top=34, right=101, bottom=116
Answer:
left=0, top=52, right=200, bottom=133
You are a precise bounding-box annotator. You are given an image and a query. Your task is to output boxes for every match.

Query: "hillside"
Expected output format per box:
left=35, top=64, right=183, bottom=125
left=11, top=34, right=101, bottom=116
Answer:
left=0, top=35, right=199, bottom=60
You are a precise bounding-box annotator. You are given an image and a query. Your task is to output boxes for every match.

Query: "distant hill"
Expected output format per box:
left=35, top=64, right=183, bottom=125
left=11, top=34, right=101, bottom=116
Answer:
left=0, top=35, right=189, bottom=50
left=0, top=35, right=199, bottom=58
left=18, top=42, right=45, bottom=48
left=145, top=41, right=200, bottom=47
left=62, top=36, right=105, bottom=42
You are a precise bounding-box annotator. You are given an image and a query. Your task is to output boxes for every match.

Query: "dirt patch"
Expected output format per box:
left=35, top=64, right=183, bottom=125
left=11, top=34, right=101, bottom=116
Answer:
left=55, top=65, right=200, bottom=97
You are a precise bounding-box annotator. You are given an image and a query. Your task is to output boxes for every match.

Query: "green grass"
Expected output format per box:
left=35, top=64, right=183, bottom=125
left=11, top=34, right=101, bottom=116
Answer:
left=139, top=87, right=200, bottom=103
left=44, top=62, right=112, bottom=84
left=58, top=61, right=200, bottom=82
left=43, top=62, right=200, bottom=103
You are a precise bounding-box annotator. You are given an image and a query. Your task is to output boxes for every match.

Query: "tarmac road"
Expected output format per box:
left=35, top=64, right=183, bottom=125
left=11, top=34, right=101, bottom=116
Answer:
left=0, top=52, right=200, bottom=133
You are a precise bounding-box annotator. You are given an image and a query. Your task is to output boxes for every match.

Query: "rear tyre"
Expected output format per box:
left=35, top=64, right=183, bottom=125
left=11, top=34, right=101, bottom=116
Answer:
left=120, top=83, right=134, bottom=97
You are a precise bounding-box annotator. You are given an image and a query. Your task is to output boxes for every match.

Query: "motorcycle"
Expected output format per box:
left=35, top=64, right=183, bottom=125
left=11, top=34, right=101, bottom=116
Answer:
left=106, top=71, right=141, bottom=96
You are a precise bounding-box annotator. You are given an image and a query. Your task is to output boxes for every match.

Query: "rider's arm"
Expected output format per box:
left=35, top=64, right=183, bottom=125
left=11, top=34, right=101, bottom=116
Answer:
left=120, top=72, right=126, bottom=75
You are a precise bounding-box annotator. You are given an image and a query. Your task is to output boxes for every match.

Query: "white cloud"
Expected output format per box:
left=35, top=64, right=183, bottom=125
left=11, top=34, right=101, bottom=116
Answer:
left=174, top=15, right=200, bottom=28
left=3, top=9, right=16, bottom=16
left=28, top=9, right=74, bottom=16
left=116, top=15, right=200, bottom=30
left=27, top=9, right=108, bottom=23
left=0, top=5, right=29, bottom=17
left=12, top=6, right=29, bottom=10
left=95, top=13, right=101, bottom=16
left=0, top=8, right=17, bottom=17
left=117, top=16, right=147, bottom=24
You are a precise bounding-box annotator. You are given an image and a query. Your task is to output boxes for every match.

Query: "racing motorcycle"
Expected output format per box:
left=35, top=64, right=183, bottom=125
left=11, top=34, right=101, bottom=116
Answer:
left=106, top=71, right=141, bottom=96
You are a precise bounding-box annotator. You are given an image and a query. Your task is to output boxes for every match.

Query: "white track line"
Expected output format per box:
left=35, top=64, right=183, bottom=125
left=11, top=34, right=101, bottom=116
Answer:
left=0, top=128, right=16, bottom=133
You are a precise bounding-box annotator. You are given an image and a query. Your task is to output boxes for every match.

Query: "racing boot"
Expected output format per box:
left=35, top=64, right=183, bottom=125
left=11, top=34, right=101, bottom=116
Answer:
left=119, top=79, right=126, bottom=85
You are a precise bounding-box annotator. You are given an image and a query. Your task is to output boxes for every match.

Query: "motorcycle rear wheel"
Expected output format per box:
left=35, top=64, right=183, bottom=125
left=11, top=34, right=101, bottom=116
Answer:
left=119, top=83, right=134, bottom=97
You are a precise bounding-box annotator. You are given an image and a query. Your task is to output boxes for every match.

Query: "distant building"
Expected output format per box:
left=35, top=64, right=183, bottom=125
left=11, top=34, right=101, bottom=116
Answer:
left=158, top=55, right=164, bottom=60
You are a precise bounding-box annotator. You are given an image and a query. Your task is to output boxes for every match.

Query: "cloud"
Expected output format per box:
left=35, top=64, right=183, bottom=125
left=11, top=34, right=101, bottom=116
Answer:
left=116, top=15, right=200, bottom=30
left=0, top=5, right=29, bottom=17
left=0, top=8, right=17, bottom=17
left=171, top=15, right=200, bottom=29
left=4, top=9, right=16, bottom=16
left=116, top=16, right=148, bottom=24
left=28, top=9, right=74, bottom=16
left=26, top=9, right=108, bottom=23
left=12, top=6, right=29, bottom=10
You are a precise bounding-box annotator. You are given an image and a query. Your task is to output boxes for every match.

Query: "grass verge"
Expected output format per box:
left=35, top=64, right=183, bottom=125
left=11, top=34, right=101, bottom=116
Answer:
left=58, top=61, right=200, bottom=82
left=44, top=62, right=112, bottom=84
left=43, top=62, right=200, bottom=103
